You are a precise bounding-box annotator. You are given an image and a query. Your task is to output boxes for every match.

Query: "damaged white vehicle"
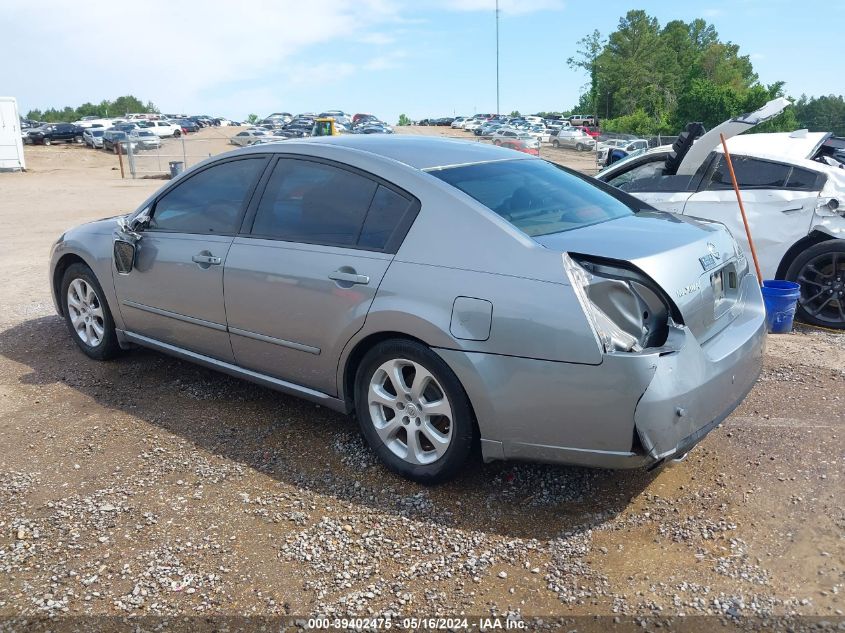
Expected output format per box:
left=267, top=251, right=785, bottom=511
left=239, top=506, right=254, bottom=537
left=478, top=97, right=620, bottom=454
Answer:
left=597, top=98, right=845, bottom=329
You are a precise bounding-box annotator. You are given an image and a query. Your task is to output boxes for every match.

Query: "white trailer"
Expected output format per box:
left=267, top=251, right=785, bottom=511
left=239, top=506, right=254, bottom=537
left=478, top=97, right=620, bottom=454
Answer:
left=0, top=97, right=26, bottom=171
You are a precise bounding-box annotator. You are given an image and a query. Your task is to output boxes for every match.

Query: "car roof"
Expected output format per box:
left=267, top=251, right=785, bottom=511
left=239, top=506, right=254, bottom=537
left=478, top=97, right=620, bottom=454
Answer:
left=242, top=135, right=534, bottom=170
left=715, top=131, right=829, bottom=162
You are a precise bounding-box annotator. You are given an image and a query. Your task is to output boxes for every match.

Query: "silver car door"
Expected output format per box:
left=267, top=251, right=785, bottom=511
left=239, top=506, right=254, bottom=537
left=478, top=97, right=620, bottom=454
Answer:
left=682, top=154, right=822, bottom=279
left=224, top=157, right=418, bottom=395
left=113, top=156, right=268, bottom=361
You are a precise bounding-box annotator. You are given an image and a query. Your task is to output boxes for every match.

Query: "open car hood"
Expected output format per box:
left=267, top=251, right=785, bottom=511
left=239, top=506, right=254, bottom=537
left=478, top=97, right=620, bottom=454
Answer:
left=675, top=97, right=791, bottom=176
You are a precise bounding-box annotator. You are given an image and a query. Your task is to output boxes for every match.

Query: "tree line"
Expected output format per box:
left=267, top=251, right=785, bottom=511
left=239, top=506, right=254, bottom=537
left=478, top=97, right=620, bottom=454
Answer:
left=25, top=95, right=159, bottom=123
left=567, top=10, right=843, bottom=137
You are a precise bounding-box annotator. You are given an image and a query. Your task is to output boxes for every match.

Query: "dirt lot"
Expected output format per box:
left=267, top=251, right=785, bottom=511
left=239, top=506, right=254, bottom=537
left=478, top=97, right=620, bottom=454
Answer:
left=0, top=130, right=842, bottom=628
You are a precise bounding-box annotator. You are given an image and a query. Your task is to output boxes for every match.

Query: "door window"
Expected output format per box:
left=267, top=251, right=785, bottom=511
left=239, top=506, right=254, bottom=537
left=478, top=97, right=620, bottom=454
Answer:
left=251, top=159, right=417, bottom=251
left=358, top=186, right=415, bottom=250
left=251, top=159, right=377, bottom=247
left=785, top=166, right=824, bottom=191
left=605, top=159, right=666, bottom=191
left=706, top=155, right=791, bottom=190
left=149, top=158, right=265, bottom=234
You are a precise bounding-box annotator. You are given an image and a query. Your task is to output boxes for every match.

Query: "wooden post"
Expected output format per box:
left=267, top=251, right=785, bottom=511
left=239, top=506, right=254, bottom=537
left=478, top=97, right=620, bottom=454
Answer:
left=719, top=133, right=763, bottom=285
left=116, top=141, right=125, bottom=179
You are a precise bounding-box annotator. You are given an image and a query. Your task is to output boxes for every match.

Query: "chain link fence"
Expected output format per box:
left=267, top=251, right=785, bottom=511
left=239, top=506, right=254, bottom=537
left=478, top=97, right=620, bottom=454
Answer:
left=115, top=129, right=240, bottom=179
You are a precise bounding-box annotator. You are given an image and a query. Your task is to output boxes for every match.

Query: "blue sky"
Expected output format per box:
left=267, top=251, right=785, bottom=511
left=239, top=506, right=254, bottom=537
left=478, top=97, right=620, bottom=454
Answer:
left=4, top=0, right=842, bottom=123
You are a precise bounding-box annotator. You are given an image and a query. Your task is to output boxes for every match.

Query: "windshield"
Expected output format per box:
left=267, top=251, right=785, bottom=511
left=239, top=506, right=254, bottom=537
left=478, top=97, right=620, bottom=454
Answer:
left=430, top=159, right=633, bottom=237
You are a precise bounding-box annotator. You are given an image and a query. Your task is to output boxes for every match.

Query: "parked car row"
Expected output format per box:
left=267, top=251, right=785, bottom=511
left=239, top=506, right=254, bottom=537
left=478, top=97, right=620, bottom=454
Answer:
left=236, top=111, right=394, bottom=146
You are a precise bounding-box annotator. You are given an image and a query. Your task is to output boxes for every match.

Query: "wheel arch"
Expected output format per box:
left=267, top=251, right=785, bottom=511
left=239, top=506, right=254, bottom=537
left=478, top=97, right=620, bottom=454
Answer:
left=52, top=253, right=91, bottom=317
left=340, top=330, right=430, bottom=408
left=775, top=230, right=835, bottom=279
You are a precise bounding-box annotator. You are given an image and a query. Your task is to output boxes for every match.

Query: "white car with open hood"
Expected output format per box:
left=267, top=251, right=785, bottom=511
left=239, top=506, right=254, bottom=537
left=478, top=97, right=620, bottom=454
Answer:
left=597, top=98, right=845, bottom=329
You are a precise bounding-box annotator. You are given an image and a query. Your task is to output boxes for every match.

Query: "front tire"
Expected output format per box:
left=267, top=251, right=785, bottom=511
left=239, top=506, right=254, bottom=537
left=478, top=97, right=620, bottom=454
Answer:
left=354, top=339, right=475, bottom=484
left=786, top=240, right=845, bottom=329
left=43, top=137, right=52, bottom=146
left=61, top=263, right=120, bottom=360
left=552, top=140, right=560, bottom=148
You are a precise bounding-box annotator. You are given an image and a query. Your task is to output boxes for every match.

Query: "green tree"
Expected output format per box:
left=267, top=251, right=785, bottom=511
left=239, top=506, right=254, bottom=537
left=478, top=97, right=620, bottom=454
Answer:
left=246, top=113, right=260, bottom=124
left=567, top=29, right=604, bottom=118
left=397, top=114, right=411, bottom=126
left=572, top=11, right=796, bottom=135
left=794, top=94, right=845, bottom=136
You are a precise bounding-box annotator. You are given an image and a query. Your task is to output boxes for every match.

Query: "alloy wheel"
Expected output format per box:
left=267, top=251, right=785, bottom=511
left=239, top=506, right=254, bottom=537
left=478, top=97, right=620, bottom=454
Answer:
left=66, top=278, right=105, bottom=347
left=797, top=251, right=845, bottom=325
left=367, top=358, right=453, bottom=465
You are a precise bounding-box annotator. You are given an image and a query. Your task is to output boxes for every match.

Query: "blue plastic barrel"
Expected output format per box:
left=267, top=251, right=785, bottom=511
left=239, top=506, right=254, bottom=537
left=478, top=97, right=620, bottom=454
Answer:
left=761, top=280, right=800, bottom=333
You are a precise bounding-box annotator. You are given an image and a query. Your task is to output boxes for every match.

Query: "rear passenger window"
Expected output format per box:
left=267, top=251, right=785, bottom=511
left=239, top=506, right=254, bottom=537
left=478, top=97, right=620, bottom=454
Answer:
left=707, top=156, right=791, bottom=189
left=785, top=167, right=822, bottom=191
left=251, top=159, right=377, bottom=247
left=359, top=186, right=414, bottom=250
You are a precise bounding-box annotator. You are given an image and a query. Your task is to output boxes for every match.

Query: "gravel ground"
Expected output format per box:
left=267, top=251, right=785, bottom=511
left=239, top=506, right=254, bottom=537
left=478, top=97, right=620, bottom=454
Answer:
left=0, top=137, right=842, bottom=629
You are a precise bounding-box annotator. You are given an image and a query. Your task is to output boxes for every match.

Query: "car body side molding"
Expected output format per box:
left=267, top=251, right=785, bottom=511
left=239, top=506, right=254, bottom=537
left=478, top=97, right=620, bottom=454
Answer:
left=117, top=330, right=348, bottom=413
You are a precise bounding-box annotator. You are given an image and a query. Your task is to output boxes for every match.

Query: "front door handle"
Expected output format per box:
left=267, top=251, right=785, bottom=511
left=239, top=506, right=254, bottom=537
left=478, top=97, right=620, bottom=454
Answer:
left=192, top=252, right=222, bottom=267
left=329, top=269, right=370, bottom=285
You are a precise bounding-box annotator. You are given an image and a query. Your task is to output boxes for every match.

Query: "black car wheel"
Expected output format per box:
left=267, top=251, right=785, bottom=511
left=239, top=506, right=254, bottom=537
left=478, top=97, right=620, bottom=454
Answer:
left=74, top=135, right=83, bottom=144
left=552, top=140, right=560, bottom=148
left=174, top=130, right=181, bottom=138
left=43, top=137, right=52, bottom=146
left=786, top=240, right=845, bottom=329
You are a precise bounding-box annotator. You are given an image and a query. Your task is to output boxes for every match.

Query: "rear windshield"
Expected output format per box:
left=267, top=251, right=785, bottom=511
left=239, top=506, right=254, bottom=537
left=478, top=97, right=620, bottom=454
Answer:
left=429, top=159, right=633, bottom=237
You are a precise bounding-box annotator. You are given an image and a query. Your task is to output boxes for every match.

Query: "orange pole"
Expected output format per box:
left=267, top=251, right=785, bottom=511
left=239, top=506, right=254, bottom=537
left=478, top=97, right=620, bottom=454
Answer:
left=720, top=133, right=763, bottom=285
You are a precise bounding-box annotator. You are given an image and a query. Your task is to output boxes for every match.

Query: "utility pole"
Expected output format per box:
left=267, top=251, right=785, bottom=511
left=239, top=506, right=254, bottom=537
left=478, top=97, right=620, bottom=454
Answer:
left=495, top=0, right=500, bottom=115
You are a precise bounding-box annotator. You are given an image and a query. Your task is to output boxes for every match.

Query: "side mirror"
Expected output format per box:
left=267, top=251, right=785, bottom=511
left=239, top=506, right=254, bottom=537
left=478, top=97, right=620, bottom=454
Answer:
left=114, top=207, right=150, bottom=274
left=113, top=239, right=136, bottom=274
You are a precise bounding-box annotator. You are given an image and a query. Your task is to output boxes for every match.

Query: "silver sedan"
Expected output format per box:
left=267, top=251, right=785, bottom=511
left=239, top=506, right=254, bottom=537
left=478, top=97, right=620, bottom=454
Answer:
left=49, top=136, right=765, bottom=483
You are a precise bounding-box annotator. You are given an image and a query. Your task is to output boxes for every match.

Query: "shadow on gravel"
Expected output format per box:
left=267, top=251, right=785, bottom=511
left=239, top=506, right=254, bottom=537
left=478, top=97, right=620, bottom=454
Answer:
left=0, top=316, right=656, bottom=540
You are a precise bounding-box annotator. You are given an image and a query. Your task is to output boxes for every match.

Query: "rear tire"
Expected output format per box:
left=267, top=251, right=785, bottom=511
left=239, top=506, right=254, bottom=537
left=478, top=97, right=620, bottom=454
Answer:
left=552, top=140, right=560, bottom=148
left=354, top=339, right=475, bottom=484
left=60, top=263, right=121, bottom=360
left=43, top=137, right=52, bottom=146
left=786, top=240, right=845, bottom=329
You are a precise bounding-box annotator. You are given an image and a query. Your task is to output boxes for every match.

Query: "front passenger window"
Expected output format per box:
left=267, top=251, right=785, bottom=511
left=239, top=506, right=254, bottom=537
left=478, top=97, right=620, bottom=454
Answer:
left=149, top=158, right=265, bottom=234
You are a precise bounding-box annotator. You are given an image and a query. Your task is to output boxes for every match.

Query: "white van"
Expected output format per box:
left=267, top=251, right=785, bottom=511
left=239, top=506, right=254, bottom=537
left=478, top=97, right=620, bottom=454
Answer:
left=0, top=97, right=26, bottom=171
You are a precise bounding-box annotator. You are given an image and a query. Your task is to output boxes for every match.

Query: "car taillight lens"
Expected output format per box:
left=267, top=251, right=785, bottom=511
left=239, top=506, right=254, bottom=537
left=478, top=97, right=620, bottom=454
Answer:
left=563, top=254, right=675, bottom=354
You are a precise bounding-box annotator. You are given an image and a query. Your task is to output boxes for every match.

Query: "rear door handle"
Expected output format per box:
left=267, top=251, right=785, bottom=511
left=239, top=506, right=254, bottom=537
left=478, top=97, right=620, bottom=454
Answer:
left=329, top=269, right=370, bottom=285
left=192, top=253, right=222, bottom=266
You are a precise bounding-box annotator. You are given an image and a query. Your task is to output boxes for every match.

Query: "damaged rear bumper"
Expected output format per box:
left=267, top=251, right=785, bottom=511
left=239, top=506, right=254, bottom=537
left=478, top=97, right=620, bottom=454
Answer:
left=435, top=275, right=766, bottom=470
left=633, top=277, right=766, bottom=463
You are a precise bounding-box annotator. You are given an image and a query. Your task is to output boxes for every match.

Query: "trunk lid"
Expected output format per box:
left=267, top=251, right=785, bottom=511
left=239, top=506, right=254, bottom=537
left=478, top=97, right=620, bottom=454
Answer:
left=535, top=211, right=743, bottom=342
left=676, top=97, right=791, bottom=176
